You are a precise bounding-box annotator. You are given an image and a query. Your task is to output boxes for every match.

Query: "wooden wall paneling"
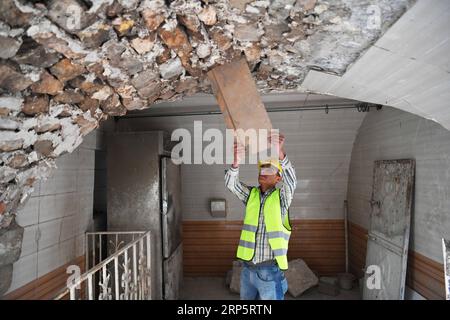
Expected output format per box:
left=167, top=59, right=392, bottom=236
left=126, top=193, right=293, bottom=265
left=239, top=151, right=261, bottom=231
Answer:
left=3, top=256, right=85, bottom=300
left=183, top=219, right=346, bottom=277
left=348, top=222, right=445, bottom=300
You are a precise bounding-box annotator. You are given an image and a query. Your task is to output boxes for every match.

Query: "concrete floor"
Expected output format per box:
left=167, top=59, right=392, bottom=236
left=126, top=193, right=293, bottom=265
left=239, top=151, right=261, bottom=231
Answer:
left=180, top=277, right=361, bottom=300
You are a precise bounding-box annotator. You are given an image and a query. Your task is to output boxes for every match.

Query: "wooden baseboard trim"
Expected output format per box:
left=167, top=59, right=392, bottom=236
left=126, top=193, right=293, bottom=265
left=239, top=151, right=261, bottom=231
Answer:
left=2, top=255, right=85, bottom=300
left=348, top=221, right=445, bottom=300
left=183, top=219, right=346, bottom=277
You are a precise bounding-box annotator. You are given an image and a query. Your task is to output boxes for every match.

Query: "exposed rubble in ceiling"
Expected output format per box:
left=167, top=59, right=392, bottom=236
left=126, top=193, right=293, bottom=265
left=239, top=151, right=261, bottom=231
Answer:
left=0, top=0, right=415, bottom=234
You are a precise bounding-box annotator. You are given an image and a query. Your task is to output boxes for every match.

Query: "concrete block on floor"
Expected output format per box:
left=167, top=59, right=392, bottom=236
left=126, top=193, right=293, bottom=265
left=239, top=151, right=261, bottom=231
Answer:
left=318, top=276, right=340, bottom=296
left=229, top=260, right=243, bottom=294
left=285, top=259, right=319, bottom=297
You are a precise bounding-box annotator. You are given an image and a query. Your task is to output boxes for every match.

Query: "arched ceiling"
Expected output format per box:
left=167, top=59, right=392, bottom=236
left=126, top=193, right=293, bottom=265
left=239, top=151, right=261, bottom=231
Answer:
left=301, top=0, right=450, bottom=131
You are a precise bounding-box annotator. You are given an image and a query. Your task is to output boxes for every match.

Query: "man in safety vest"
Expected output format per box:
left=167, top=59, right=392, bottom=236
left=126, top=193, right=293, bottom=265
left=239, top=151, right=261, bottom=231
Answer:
left=224, top=133, right=297, bottom=300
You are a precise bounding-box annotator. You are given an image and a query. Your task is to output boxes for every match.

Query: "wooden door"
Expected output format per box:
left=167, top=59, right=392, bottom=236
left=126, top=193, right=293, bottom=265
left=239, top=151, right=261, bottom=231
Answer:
left=363, top=160, right=415, bottom=300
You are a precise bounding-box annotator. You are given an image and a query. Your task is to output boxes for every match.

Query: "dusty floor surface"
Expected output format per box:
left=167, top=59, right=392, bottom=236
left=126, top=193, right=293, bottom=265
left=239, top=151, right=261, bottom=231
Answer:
left=180, top=277, right=361, bottom=300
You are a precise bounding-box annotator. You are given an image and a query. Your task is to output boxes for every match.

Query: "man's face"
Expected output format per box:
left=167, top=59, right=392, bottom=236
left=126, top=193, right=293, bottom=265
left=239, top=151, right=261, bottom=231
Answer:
left=258, top=165, right=281, bottom=187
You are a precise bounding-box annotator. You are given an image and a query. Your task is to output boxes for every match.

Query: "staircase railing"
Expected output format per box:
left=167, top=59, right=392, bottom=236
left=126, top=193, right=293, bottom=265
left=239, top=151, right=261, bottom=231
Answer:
left=55, top=231, right=152, bottom=300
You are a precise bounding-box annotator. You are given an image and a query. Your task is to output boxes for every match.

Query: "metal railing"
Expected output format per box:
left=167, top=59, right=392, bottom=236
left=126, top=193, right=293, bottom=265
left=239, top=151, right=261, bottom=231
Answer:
left=85, top=231, right=150, bottom=271
left=55, top=231, right=152, bottom=300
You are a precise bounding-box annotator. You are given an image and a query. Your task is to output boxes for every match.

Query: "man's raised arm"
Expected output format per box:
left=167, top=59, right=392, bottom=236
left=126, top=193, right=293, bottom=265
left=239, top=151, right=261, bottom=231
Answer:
left=224, top=140, right=250, bottom=203
left=272, top=133, right=297, bottom=215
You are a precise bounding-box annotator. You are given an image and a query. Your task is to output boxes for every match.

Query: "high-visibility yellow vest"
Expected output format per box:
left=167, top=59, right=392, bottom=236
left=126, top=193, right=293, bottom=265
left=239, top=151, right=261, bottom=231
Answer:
left=236, top=187, right=292, bottom=270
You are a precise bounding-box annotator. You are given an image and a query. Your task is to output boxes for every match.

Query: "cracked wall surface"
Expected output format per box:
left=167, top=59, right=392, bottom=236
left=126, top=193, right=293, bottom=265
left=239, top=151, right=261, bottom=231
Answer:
left=0, top=0, right=414, bottom=294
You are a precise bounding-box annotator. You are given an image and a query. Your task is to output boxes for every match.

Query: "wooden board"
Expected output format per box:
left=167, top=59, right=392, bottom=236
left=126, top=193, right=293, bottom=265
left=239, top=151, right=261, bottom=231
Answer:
left=207, top=57, right=272, bottom=153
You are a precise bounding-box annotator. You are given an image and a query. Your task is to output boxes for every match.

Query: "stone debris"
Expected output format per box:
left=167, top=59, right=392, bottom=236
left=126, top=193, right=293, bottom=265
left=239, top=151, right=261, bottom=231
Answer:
left=91, top=85, right=114, bottom=101
left=229, top=0, right=254, bottom=12
left=142, top=11, right=165, bottom=32
left=175, top=78, right=198, bottom=94
left=0, top=97, right=23, bottom=117
left=0, top=0, right=33, bottom=27
left=0, top=118, right=21, bottom=131
left=0, top=36, right=21, bottom=59
left=7, top=153, right=29, bottom=169
left=284, top=258, right=319, bottom=297
left=47, top=0, right=94, bottom=34
left=298, top=0, right=318, bottom=12
left=12, top=38, right=60, bottom=68
left=158, top=25, right=193, bottom=67
left=54, top=90, right=84, bottom=105
left=112, top=17, right=135, bottom=37
left=31, top=71, right=64, bottom=96
left=244, top=43, right=262, bottom=63
left=77, top=21, right=111, bottom=49
left=198, top=6, right=217, bottom=26
left=50, top=59, right=86, bottom=83
left=33, top=140, right=54, bottom=157
left=0, top=63, right=33, bottom=93
left=318, top=276, right=340, bottom=296
left=197, top=43, right=212, bottom=59
left=159, top=58, right=184, bottom=80
left=0, top=166, right=18, bottom=184
left=22, top=95, right=49, bottom=116
left=178, top=14, right=201, bottom=34
left=0, top=138, right=23, bottom=153
left=234, top=24, right=263, bottom=42
left=314, top=4, right=328, bottom=15
left=131, top=36, right=155, bottom=54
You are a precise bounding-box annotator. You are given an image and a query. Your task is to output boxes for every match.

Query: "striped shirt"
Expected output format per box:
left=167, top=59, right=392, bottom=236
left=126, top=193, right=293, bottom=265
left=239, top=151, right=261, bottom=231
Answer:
left=224, top=156, right=297, bottom=264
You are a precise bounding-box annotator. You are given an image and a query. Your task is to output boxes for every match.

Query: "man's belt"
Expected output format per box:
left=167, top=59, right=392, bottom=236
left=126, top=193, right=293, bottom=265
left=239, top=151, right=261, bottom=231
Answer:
left=244, top=260, right=277, bottom=268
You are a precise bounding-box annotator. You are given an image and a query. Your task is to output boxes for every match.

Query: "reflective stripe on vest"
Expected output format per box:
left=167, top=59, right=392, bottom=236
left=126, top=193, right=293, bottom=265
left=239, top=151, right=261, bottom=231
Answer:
left=236, top=187, right=292, bottom=270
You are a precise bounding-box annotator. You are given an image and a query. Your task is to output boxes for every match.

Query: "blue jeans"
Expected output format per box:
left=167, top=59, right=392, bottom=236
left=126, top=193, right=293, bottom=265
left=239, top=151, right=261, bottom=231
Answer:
left=240, top=262, right=288, bottom=300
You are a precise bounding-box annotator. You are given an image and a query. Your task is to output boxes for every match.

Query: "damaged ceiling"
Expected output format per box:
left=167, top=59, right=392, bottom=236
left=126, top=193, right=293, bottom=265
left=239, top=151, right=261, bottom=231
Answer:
left=0, top=0, right=415, bottom=229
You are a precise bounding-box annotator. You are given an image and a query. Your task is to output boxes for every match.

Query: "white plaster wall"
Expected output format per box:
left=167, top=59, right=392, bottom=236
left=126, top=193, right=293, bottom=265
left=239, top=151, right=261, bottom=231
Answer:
left=5, top=129, right=104, bottom=294
left=116, top=107, right=365, bottom=221
left=347, top=106, right=450, bottom=263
